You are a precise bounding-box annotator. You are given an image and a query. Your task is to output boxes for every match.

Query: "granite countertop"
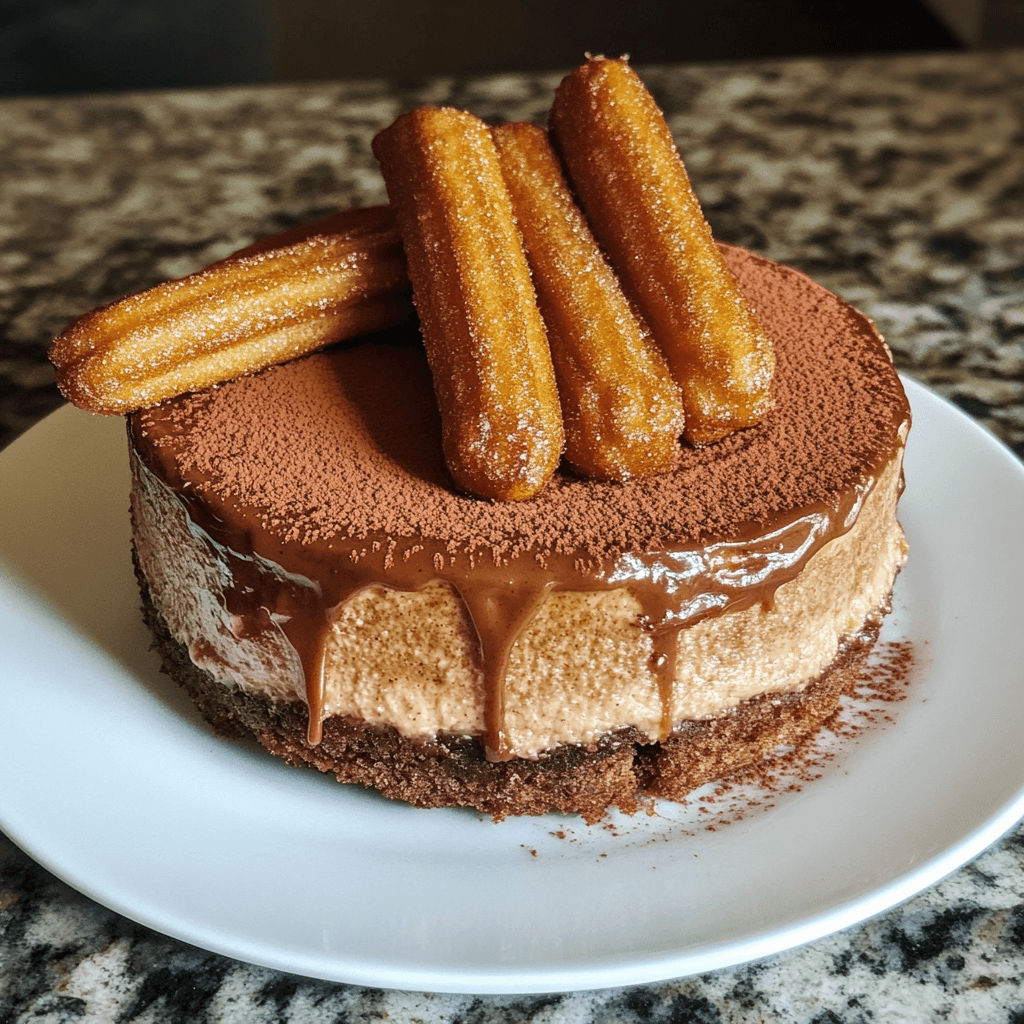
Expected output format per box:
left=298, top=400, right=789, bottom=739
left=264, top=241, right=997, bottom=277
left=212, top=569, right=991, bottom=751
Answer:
left=2, top=50, right=1024, bottom=1022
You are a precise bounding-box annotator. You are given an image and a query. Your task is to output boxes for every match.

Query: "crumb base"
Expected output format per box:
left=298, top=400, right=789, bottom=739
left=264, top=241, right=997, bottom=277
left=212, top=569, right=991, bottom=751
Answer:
left=138, top=566, right=881, bottom=822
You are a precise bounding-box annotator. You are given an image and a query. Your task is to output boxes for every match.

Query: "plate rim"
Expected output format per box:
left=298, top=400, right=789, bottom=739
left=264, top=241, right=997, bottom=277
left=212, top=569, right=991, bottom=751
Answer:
left=2, top=375, right=1024, bottom=994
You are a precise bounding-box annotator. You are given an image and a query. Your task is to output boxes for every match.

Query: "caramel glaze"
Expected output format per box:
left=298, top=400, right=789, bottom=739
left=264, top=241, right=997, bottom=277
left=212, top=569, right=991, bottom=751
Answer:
left=129, top=246, right=911, bottom=761
left=130, top=445, right=876, bottom=757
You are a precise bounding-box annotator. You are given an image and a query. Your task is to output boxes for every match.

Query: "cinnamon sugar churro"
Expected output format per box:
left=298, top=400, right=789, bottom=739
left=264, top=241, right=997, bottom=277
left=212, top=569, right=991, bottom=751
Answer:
left=549, top=56, right=774, bottom=444
left=49, top=205, right=412, bottom=415
left=492, top=121, right=684, bottom=480
left=373, top=107, right=563, bottom=501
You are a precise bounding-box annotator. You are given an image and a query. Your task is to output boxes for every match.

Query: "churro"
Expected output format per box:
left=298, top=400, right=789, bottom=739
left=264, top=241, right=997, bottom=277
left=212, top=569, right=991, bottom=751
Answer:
left=372, top=107, right=563, bottom=501
left=549, top=56, right=774, bottom=444
left=49, top=205, right=412, bottom=415
left=492, top=121, right=685, bottom=480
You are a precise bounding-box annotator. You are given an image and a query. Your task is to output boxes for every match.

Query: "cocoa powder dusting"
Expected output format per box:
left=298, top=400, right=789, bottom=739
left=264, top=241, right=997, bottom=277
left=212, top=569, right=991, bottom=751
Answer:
left=137, top=246, right=909, bottom=563
left=692, top=639, right=916, bottom=832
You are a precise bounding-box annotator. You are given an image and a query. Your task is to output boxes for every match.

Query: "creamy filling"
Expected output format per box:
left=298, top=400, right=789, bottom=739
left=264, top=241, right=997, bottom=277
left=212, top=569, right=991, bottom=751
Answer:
left=130, top=431, right=907, bottom=758
left=128, top=245, right=914, bottom=761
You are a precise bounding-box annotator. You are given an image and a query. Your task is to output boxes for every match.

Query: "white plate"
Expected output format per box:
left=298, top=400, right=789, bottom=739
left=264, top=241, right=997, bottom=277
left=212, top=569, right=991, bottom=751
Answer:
left=1, top=377, right=1023, bottom=994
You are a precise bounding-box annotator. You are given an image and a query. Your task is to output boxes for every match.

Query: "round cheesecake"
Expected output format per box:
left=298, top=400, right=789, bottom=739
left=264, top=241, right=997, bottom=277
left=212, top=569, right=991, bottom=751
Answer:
left=128, top=245, right=910, bottom=821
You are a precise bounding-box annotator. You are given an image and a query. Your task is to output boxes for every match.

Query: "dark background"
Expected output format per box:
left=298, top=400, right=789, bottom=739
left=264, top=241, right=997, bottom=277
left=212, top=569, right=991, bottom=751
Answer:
left=0, top=0, right=975, bottom=98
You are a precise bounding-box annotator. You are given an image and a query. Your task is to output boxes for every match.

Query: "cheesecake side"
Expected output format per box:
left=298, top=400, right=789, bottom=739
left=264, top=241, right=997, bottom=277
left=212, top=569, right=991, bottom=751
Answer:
left=128, top=244, right=910, bottom=818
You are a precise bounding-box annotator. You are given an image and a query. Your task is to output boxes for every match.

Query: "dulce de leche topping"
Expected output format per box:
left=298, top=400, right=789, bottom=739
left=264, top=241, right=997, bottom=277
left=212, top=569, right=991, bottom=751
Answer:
left=130, top=245, right=910, bottom=758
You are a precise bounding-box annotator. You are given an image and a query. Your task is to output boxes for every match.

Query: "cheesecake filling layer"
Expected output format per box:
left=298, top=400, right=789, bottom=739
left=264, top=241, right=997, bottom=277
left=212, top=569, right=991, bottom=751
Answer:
left=129, top=245, right=911, bottom=760
left=130, top=441, right=906, bottom=758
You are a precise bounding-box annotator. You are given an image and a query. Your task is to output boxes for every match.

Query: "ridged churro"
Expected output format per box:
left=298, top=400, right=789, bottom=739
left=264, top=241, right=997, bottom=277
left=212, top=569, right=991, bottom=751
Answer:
left=549, top=56, right=774, bottom=445
left=372, top=107, right=563, bottom=501
left=492, top=121, right=684, bottom=480
left=49, top=205, right=412, bottom=415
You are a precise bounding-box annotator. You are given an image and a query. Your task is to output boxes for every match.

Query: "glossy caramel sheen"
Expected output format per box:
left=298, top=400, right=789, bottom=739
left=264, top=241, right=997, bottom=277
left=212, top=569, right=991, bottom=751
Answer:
left=130, top=246, right=910, bottom=761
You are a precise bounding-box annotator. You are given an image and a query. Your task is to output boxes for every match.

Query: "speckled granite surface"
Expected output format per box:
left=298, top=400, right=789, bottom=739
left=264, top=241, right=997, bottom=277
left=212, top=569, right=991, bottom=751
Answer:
left=2, top=50, right=1024, bottom=1021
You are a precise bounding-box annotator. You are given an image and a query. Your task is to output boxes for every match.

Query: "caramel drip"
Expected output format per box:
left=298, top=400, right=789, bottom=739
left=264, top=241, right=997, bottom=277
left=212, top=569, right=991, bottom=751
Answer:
left=128, top=241, right=914, bottom=758
left=649, top=630, right=679, bottom=743
left=457, top=579, right=557, bottom=760
left=142, top=438, right=876, bottom=757
left=194, top=524, right=336, bottom=744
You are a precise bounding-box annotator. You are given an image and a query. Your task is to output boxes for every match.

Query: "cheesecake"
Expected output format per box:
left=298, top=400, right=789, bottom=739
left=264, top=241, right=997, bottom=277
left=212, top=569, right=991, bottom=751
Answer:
left=128, top=243, right=910, bottom=821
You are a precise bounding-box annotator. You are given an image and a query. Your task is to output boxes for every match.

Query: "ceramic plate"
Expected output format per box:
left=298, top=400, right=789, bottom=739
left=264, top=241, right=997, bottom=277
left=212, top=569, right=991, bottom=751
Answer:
left=2, top=377, right=1023, bottom=994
